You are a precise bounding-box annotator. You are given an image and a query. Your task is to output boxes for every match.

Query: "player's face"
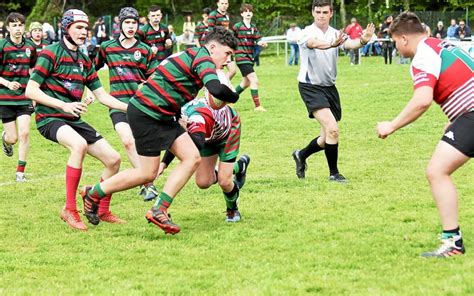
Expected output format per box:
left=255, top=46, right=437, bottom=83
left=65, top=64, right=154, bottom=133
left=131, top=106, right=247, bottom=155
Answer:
left=241, top=9, right=253, bottom=21
left=217, top=0, right=229, bottom=13
left=148, top=10, right=162, bottom=26
left=7, top=21, right=25, bottom=39
left=122, top=19, right=138, bottom=38
left=31, top=28, right=43, bottom=41
left=68, top=22, right=88, bottom=46
left=391, top=34, right=412, bottom=58
left=209, top=42, right=233, bottom=69
left=312, top=6, right=333, bottom=27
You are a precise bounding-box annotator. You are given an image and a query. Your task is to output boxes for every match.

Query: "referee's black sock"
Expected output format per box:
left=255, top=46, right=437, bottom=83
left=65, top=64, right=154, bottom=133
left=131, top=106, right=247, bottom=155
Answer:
left=324, top=143, right=339, bottom=175
left=300, top=136, right=324, bottom=160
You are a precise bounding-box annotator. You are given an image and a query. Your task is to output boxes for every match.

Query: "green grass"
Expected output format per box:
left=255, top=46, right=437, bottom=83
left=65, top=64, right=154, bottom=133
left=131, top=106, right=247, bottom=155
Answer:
left=1, top=55, right=473, bottom=295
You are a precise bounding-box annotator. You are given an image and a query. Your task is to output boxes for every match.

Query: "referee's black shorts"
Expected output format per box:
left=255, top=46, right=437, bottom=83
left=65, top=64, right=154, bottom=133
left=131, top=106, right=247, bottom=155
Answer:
left=298, top=82, right=342, bottom=121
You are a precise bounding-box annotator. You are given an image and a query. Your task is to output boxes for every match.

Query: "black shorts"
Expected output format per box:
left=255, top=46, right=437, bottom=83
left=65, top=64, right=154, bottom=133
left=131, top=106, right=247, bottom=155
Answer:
left=0, top=105, right=34, bottom=123
left=441, top=111, right=474, bottom=157
left=298, top=82, right=342, bottom=121
left=237, top=63, right=255, bottom=77
left=110, top=111, right=128, bottom=128
left=127, top=104, right=186, bottom=157
left=37, top=120, right=103, bottom=144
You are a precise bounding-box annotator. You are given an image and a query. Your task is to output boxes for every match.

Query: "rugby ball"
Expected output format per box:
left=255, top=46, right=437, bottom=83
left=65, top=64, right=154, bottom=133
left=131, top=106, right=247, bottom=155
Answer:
left=205, top=69, right=231, bottom=110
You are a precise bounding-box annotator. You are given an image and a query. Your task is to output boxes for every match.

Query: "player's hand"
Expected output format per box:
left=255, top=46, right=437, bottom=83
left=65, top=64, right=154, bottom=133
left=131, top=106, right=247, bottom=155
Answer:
left=361, top=23, right=375, bottom=43
left=157, top=162, right=167, bottom=177
left=331, top=30, right=347, bottom=47
left=165, top=39, right=172, bottom=48
left=63, top=102, right=88, bottom=117
left=6, top=81, right=21, bottom=91
left=376, top=121, right=396, bottom=139
left=82, top=96, right=95, bottom=105
left=258, top=41, right=268, bottom=47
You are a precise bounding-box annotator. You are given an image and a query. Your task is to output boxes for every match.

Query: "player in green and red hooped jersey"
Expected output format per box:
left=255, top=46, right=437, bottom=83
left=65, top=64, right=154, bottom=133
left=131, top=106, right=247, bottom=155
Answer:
left=95, top=7, right=160, bottom=202
left=29, top=22, right=49, bottom=53
left=194, top=7, right=212, bottom=47
left=232, top=3, right=268, bottom=112
left=81, top=27, right=239, bottom=235
left=25, top=9, right=129, bottom=231
left=208, top=0, right=237, bottom=80
left=0, top=13, right=37, bottom=182
left=136, top=5, right=172, bottom=63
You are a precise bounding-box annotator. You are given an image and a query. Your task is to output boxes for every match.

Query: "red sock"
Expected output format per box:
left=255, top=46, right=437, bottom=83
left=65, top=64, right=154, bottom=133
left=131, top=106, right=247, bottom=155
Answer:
left=98, top=177, right=112, bottom=215
left=65, top=166, right=82, bottom=211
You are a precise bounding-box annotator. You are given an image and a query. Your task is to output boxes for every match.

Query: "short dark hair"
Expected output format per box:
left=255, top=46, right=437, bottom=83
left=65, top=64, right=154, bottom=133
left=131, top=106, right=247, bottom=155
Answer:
left=203, top=7, right=212, bottom=15
left=205, top=26, right=238, bottom=50
left=149, top=5, right=162, bottom=13
left=6, top=12, right=25, bottom=25
left=312, top=0, right=333, bottom=11
left=240, top=3, right=253, bottom=13
left=389, top=12, right=425, bottom=36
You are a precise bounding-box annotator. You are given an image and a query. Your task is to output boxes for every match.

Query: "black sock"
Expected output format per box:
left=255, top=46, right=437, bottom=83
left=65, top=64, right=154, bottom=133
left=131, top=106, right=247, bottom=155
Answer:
left=443, top=227, right=460, bottom=235
left=299, top=136, right=324, bottom=160
left=324, top=143, right=339, bottom=175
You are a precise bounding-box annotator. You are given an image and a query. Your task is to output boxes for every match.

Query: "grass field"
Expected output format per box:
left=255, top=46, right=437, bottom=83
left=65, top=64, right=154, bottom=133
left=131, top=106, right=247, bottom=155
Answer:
left=1, top=55, right=473, bottom=295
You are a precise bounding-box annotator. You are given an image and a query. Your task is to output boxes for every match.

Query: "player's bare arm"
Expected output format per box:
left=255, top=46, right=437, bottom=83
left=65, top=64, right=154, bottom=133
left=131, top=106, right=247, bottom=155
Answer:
left=0, top=77, right=21, bottom=91
left=377, top=86, right=434, bottom=139
left=25, top=80, right=87, bottom=117
left=92, top=87, right=128, bottom=112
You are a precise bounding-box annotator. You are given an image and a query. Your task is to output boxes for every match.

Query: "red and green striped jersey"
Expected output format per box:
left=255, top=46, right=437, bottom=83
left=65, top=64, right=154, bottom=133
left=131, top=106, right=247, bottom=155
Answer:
left=30, top=41, right=102, bottom=128
left=95, top=39, right=158, bottom=114
left=31, top=38, right=50, bottom=53
left=137, top=23, right=170, bottom=63
left=208, top=10, right=230, bottom=30
left=232, top=22, right=261, bottom=65
left=130, top=47, right=219, bottom=121
left=195, top=21, right=210, bottom=46
left=0, top=37, right=37, bottom=106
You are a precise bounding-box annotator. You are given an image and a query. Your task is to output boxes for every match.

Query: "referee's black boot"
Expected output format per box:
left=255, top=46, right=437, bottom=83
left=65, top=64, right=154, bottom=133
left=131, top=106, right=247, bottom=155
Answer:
left=292, top=150, right=306, bottom=179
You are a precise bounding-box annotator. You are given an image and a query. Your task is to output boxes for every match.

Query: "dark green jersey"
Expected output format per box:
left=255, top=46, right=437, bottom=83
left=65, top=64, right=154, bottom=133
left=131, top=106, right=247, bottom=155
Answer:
left=208, top=10, right=230, bottom=30
left=130, top=47, right=219, bottom=121
left=137, top=23, right=170, bottom=63
left=31, top=38, right=50, bottom=54
left=0, top=37, right=37, bottom=106
left=95, top=39, right=158, bottom=114
left=232, top=22, right=262, bottom=65
left=195, top=21, right=210, bottom=46
left=30, top=41, right=102, bottom=128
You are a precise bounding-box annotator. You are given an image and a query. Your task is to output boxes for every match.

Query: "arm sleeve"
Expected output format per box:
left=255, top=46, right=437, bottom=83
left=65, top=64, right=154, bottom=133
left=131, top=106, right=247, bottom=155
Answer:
left=204, top=79, right=239, bottom=103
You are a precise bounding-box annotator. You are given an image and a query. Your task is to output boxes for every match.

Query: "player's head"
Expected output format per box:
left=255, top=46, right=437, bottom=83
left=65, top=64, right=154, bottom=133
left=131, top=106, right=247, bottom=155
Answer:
left=216, top=0, right=229, bottom=13
left=202, top=7, right=211, bottom=21
left=61, top=9, right=89, bottom=47
left=240, top=3, right=253, bottom=20
left=148, top=5, right=163, bottom=26
left=205, top=26, right=238, bottom=68
left=6, top=13, right=26, bottom=39
left=29, top=21, right=43, bottom=41
left=389, top=12, right=425, bottom=58
left=312, top=0, right=333, bottom=26
left=119, top=7, right=139, bottom=39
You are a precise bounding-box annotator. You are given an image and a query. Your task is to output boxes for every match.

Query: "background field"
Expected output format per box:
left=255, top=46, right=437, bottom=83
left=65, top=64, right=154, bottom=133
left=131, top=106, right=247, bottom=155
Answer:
left=1, top=55, right=473, bottom=295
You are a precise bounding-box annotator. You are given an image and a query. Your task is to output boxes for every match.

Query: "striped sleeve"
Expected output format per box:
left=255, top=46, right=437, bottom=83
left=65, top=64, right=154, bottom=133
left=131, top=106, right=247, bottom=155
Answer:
left=85, top=61, right=102, bottom=91
left=193, top=49, right=218, bottom=84
left=30, top=49, right=55, bottom=85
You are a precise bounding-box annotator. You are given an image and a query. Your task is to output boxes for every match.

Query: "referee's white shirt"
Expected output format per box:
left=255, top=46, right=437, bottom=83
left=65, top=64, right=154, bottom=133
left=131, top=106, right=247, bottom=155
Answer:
left=297, top=24, right=343, bottom=86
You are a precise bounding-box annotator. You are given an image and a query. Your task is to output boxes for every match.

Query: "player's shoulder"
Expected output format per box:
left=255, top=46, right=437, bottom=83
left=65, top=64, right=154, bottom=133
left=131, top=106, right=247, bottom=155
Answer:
left=24, top=39, right=36, bottom=48
left=209, top=10, right=218, bottom=17
left=101, top=39, right=116, bottom=49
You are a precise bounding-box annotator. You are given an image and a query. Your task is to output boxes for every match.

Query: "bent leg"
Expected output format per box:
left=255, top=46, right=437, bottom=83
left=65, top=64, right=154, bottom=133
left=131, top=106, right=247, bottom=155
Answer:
left=195, top=155, right=219, bottom=189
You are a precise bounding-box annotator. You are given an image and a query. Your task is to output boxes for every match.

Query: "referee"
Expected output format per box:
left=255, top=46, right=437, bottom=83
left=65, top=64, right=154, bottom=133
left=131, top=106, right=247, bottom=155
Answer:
left=292, top=0, right=374, bottom=182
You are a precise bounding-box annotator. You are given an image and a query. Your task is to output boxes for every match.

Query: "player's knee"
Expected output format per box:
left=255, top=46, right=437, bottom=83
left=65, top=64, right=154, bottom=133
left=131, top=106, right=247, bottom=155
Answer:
left=106, top=151, right=121, bottom=171
left=425, top=164, right=440, bottom=183
left=187, top=153, right=201, bottom=170
left=217, top=177, right=232, bottom=189
left=122, top=137, right=136, bottom=152
left=7, top=134, right=18, bottom=145
left=326, top=126, right=339, bottom=140
left=72, top=140, right=88, bottom=156
left=18, top=130, right=29, bottom=142
left=196, top=179, right=212, bottom=189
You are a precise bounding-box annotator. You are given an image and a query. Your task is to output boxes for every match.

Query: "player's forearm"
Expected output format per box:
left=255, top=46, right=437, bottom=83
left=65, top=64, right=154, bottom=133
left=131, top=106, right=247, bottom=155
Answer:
left=93, top=88, right=128, bottom=111
left=25, top=80, right=66, bottom=109
left=343, top=38, right=366, bottom=50
left=391, top=91, right=433, bottom=131
left=0, top=77, right=11, bottom=87
left=306, top=38, right=333, bottom=50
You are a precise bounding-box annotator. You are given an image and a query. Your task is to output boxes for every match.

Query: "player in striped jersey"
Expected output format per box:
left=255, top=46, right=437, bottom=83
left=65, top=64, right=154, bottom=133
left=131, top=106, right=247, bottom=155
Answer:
left=194, top=7, right=211, bottom=47
left=158, top=72, right=250, bottom=222
left=29, top=22, right=50, bottom=53
left=25, top=9, right=129, bottom=231
left=376, top=12, right=473, bottom=258
left=95, top=7, right=160, bottom=202
left=82, top=27, right=239, bottom=235
left=232, top=4, right=267, bottom=112
left=0, top=13, right=37, bottom=182
left=208, top=0, right=237, bottom=80
left=136, top=5, right=172, bottom=63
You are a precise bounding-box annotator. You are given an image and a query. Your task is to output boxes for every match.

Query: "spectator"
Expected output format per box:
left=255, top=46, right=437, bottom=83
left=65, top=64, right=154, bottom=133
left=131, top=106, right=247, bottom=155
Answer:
left=433, top=21, right=446, bottom=39
left=166, top=24, right=177, bottom=57
left=55, top=21, right=63, bottom=42
left=446, top=19, right=458, bottom=39
left=0, top=20, right=6, bottom=37
left=421, top=22, right=431, bottom=37
left=362, top=25, right=381, bottom=56
left=454, top=20, right=471, bottom=39
left=42, top=20, right=55, bottom=42
left=112, top=16, right=120, bottom=39
left=380, top=15, right=394, bottom=64
left=93, top=17, right=108, bottom=44
left=139, top=16, right=147, bottom=29
left=345, top=17, right=363, bottom=65
left=286, top=23, right=301, bottom=65
left=182, top=14, right=195, bottom=36
left=81, top=30, right=98, bottom=58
